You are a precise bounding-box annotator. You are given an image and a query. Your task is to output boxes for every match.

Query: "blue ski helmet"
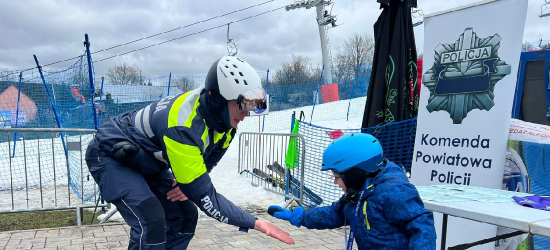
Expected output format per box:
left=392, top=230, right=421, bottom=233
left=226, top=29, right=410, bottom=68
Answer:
left=321, top=133, right=384, bottom=174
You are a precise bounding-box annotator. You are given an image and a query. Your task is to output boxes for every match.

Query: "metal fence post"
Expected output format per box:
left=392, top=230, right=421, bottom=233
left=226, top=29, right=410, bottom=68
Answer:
left=12, top=72, right=23, bottom=158
left=1, top=128, right=106, bottom=215
left=33, top=55, right=68, bottom=159
left=98, top=77, right=104, bottom=126
left=237, top=132, right=312, bottom=208
left=167, top=72, right=172, bottom=96
left=84, top=34, right=98, bottom=130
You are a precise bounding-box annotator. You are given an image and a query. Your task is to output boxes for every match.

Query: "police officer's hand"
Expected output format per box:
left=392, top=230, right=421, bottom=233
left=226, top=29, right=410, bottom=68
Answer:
left=111, top=141, right=139, bottom=159
left=166, top=179, right=188, bottom=202
left=254, top=219, right=295, bottom=245
left=267, top=205, right=304, bottom=227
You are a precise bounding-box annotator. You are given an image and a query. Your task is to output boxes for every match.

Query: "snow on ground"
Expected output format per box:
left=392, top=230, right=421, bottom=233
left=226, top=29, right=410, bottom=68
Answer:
left=210, top=116, right=364, bottom=206
left=1, top=98, right=365, bottom=222
left=202, top=108, right=363, bottom=219
left=212, top=99, right=363, bottom=208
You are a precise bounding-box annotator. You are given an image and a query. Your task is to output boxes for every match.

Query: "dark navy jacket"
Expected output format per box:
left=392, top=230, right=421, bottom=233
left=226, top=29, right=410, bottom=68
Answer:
left=94, top=88, right=256, bottom=229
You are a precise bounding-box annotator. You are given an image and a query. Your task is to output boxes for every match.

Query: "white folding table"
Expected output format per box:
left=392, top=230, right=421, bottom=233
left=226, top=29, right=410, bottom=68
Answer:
left=417, top=185, right=550, bottom=249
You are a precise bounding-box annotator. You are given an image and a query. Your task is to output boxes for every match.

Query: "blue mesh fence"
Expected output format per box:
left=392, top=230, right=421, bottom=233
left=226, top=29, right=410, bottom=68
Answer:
left=239, top=63, right=372, bottom=133
left=294, top=118, right=417, bottom=206
left=0, top=54, right=97, bottom=130
left=95, top=75, right=204, bottom=125
left=1, top=59, right=372, bottom=203
left=1, top=62, right=371, bottom=133
left=0, top=53, right=98, bottom=203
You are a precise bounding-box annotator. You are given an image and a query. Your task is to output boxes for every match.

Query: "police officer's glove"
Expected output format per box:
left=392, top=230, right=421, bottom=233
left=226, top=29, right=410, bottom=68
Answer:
left=267, top=205, right=304, bottom=227
left=112, top=141, right=139, bottom=159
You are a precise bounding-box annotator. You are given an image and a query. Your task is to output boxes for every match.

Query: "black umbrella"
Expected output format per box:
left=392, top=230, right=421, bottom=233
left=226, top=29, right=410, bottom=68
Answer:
left=362, top=0, right=418, bottom=128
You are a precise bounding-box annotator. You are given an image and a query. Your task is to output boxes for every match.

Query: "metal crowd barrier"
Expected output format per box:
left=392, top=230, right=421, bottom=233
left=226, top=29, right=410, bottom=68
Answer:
left=238, top=132, right=317, bottom=208
left=0, top=128, right=106, bottom=225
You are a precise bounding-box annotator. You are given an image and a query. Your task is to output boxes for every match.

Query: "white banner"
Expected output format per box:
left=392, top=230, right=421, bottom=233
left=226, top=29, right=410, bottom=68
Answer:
left=411, top=0, right=528, bottom=249
left=509, top=118, right=550, bottom=143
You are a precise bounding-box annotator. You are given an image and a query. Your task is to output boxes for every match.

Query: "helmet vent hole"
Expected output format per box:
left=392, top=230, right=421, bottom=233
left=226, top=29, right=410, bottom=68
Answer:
left=236, top=58, right=244, bottom=63
left=243, top=80, right=248, bottom=85
left=239, top=72, right=244, bottom=76
left=225, top=65, right=229, bottom=68
left=230, top=72, right=235, bottom=76
left=235, top=79, right=240, bottom=84
left=233, top=64, right=238, bottom=68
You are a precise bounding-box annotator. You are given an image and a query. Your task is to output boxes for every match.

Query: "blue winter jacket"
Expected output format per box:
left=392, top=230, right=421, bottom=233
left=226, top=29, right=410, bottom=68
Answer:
left=301, top=162, right=436, bottom=250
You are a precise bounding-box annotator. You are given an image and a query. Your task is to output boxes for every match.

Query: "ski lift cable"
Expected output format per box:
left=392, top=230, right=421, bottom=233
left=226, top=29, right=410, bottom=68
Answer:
left=42, top=54, right=86, bottom=68
left=92, top=0, right=279, bottom=55
left=2, top=0, right=281, bottom=77
left=2, top=53, right=87, bottom=79
left=93, top=6, right=286, bottom=63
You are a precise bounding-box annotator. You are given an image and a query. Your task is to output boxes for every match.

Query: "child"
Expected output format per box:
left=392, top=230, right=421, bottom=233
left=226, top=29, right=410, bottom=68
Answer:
left=268, top=133, right=436, bottom=250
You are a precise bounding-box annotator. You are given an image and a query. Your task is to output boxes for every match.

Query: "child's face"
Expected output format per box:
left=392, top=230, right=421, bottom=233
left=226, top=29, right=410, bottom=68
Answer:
left=332, top=171, right=347, bottom=194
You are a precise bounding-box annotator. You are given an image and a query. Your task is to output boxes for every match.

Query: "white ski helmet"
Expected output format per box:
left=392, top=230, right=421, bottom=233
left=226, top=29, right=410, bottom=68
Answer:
left=205, top=56, right=267, bottom=112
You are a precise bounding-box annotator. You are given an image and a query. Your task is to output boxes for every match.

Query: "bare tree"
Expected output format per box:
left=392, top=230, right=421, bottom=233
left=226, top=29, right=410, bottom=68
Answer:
left=334, top=32, right=375, bottom=81
left=173, top=76, right=196, bottom=92
left=523, top=40, right=550, bottom=51
left=272, top=54, right=319, bottom=85
left=106, top=62, right=142, bottom=85
left=522, top=42, right=535, bottom=51
left=0, top=68, right=16, bottom=81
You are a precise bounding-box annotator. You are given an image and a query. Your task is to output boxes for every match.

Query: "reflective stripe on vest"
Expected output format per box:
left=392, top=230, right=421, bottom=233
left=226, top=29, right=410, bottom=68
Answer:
left=201, top=120, right=209, bottom=152
left=168, top=89, right=201, bottom=128
left=134, top=108, right=145, bottom=135
left=135, top=94, right=179, bottom=138
left=134, top=106, right=155, bottom=138
left=154, top=151, right=167, bottom=164
left=142, top=104, right=154, bottom=137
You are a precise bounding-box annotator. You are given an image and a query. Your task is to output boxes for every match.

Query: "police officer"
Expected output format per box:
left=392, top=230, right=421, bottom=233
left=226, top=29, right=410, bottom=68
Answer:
left=86, top=56, right=294, bottom=249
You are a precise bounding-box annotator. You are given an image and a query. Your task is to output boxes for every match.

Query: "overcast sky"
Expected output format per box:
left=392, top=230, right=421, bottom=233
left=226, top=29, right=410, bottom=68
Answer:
left=0, top=0, right=547, bottom=77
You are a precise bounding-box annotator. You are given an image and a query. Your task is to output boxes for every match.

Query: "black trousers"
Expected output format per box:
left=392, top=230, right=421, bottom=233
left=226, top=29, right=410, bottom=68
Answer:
left=86, top=140, right=198, bottom=250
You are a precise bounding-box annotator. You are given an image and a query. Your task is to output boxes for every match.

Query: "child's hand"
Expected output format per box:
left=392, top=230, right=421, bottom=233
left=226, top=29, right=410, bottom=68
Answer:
left=267, top=205, right=304, bottom=227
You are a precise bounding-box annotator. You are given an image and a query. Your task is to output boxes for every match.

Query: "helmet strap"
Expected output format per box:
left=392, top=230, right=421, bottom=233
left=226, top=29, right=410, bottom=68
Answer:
left=340, top=169, right=368, bottom=192
left=340, top=166, right=384, bottom=193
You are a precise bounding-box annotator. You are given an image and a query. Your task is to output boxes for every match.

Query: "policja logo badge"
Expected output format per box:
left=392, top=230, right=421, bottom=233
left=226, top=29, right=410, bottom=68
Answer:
left=423, top=27, right=511, bottom=124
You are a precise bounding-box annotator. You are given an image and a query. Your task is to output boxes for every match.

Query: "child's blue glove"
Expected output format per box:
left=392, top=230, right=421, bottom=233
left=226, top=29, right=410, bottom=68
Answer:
left=267, top=205, right=304, bottom=227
